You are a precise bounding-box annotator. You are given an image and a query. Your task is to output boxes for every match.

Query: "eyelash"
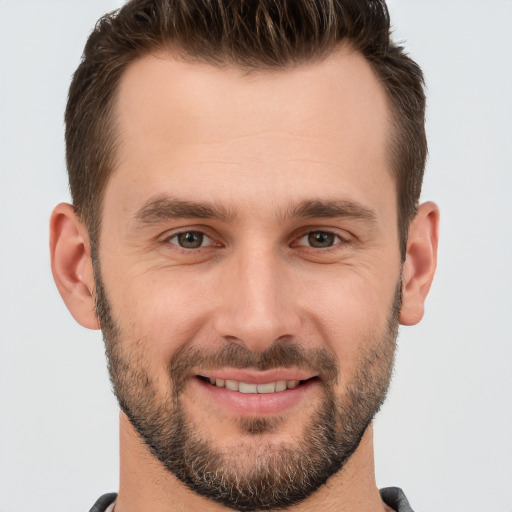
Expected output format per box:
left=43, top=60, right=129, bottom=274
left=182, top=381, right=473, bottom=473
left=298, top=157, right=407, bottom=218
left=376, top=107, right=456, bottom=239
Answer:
left=164, top=230, right=217, bottom=250
left=162, top=228, right=350, bottom=252
left=294, top=231, right=347, bottom=250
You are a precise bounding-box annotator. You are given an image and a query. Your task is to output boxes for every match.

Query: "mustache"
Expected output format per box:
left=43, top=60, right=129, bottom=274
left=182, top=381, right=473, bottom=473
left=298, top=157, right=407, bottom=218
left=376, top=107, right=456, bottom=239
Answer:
left=169, top=342, right=339, bottom=395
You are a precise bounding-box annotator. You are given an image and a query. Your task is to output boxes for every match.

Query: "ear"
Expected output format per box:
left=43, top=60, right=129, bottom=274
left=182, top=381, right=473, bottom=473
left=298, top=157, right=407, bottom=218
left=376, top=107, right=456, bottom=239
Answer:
left=399, top=201, right=440, bottom=326
left=49, top=203, right=100, bottom=330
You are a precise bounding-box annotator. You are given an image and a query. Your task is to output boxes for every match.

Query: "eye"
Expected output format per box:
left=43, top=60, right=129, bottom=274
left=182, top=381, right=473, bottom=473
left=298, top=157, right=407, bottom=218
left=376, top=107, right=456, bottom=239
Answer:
left=168, top=231, right=213, bottom=249
left=296, top=231, right=342, bottom=249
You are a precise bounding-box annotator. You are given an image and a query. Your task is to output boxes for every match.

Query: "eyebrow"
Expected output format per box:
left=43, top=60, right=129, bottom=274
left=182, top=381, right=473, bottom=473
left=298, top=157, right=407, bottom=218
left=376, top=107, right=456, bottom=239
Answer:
left=284, top=199, right=377, bottom=224
left=133, top=196, right=377, bottom=226
left=134, top=196, right=237, bottom=224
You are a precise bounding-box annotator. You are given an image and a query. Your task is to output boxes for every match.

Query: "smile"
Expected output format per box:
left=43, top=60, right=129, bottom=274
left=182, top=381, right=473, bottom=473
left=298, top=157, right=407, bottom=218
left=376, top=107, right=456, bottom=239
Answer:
left=193, top=369, right=319, bottom=415
left=199, top=376, right=304, bottom=393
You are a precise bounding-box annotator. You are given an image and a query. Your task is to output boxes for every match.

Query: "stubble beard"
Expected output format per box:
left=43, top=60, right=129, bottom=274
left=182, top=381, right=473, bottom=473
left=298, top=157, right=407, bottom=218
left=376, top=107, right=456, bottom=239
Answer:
left=93, top=261, right=400, bottom=511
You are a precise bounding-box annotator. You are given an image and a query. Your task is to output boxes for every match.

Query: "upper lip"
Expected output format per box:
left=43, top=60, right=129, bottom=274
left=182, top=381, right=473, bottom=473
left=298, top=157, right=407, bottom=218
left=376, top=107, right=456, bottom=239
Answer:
left=195, top=368, right=317, bottom=384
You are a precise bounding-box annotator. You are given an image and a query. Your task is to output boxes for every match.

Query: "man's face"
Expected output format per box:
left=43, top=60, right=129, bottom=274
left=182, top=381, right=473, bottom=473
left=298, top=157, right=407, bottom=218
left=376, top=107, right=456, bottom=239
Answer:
left=95, top=47, right=402, bottom=510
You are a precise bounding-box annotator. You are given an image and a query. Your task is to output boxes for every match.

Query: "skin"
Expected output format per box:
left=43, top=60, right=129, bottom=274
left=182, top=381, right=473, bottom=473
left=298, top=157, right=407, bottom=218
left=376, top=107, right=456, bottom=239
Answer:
left=50, top=45, right=438, bottom=511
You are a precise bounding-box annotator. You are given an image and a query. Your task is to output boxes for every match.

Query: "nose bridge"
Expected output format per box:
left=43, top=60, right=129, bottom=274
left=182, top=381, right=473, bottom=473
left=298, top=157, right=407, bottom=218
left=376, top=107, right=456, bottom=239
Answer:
left=215, top=244, right=299, bottom=351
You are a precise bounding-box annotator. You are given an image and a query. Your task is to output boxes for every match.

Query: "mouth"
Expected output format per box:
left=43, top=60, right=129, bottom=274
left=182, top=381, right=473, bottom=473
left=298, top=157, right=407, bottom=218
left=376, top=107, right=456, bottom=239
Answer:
left=196, top=375, right=317, bottom=394
left=192, top=370, right=320, bottom=417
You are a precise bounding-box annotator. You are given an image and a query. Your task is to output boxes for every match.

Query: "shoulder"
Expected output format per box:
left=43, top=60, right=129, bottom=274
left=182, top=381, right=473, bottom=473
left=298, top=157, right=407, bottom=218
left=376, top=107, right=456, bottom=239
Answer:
left=88, top=493, right=117, bottom=512
left=380, top=487, right=415, bottom=512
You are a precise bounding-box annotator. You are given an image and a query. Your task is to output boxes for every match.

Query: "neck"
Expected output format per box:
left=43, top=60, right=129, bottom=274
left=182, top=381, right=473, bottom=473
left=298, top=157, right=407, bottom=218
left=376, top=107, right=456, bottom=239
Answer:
left=114, top=413, right=391, bottom=512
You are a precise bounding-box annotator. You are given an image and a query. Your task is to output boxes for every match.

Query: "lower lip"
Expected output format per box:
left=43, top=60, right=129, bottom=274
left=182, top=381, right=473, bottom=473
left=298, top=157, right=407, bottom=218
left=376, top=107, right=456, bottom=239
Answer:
left=192, top=377, right=320, bottom=416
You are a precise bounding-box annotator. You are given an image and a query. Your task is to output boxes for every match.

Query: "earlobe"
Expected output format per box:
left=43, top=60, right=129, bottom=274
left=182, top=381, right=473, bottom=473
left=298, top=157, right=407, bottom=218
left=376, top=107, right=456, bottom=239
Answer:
left=399, top=201, right=440, bottom=326
left=49, top=203, right=100, bottom=330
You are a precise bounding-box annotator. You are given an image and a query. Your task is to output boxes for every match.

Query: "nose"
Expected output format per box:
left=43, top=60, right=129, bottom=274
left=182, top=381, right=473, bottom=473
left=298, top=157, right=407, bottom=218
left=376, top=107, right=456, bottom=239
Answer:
left=213, top=247, right=301, bottom=352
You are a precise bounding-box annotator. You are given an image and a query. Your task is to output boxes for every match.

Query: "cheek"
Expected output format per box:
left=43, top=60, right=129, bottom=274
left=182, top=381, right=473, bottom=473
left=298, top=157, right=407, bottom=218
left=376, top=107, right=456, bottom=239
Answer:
left=298, top=267, right=397, bottom=377
left=103, top=263, right=218, bottom=375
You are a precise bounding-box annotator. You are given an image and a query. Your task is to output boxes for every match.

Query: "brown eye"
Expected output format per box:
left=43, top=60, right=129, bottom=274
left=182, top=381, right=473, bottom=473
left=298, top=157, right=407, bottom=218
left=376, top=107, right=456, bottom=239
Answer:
left=169, top=231, right=210, bottom=249
left=296, top=231, right=340, bottom=249
left=307, top=231, right=336, bottom=248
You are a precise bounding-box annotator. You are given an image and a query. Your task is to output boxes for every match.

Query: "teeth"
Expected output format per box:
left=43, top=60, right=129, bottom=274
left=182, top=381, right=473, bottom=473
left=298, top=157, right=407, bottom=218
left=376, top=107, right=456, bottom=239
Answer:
left=206, top=377, right=303, bottom=393
left=239, top=382, right=258, bottom=394
left=275, top=380, right=287, bottom=392
left=257, top=382, right=276, bottom=393
left=225, top=380, right=239, bottom=391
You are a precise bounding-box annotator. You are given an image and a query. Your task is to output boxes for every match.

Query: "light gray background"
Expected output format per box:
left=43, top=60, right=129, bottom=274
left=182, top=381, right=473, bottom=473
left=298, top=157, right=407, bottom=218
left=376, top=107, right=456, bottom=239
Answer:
left=1, top=1, right=511, bottom=511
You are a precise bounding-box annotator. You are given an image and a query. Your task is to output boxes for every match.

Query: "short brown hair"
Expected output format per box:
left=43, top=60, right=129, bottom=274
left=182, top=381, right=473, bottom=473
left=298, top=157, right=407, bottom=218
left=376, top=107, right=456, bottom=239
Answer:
left=66, top=0, right=426, bottom=256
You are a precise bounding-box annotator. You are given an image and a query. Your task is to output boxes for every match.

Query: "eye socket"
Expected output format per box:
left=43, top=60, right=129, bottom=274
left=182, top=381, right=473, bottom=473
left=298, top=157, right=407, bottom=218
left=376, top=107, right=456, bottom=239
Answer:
left=168, top=231, right=212, bottom=249
left=165, top=229, right=345, bottom=251
left=296, top=231, right=342, bottom=249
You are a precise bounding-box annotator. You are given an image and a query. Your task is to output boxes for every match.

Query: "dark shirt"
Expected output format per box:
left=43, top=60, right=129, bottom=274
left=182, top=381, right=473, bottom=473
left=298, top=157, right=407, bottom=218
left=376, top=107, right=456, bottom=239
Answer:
left=89, top=487, right=414, bottom=511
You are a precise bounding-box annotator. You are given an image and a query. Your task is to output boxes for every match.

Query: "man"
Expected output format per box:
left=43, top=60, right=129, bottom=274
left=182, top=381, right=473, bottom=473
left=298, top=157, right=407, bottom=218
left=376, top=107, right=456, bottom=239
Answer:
left=50, top=0, right=439, bottom=510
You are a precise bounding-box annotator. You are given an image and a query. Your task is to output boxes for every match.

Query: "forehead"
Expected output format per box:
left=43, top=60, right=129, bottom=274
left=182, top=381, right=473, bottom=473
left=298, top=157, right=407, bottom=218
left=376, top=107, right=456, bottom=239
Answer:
left=107, top=47, right=394, bottom=223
